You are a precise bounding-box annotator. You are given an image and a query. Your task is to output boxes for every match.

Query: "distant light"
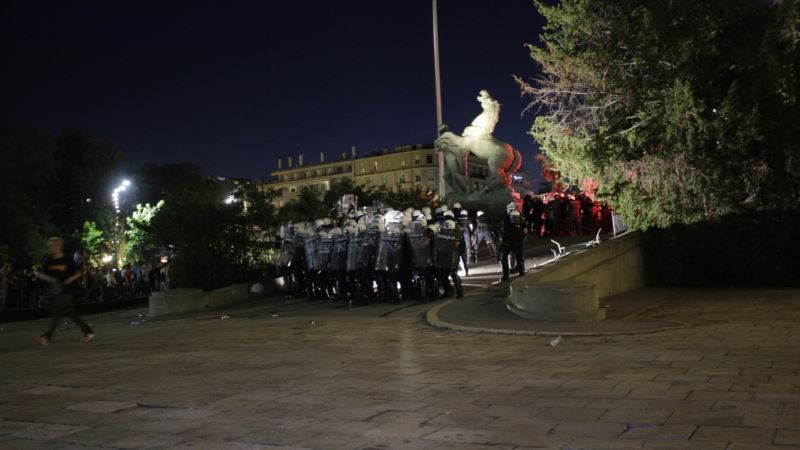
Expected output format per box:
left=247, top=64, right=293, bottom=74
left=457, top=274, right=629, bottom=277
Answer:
left=224, top=195, right=236, bottom=205
left=101, top=254, right=113, bottom=263
left=122, top=179, right=131, bottom=187
left=85, top=198, right=92, bottom=203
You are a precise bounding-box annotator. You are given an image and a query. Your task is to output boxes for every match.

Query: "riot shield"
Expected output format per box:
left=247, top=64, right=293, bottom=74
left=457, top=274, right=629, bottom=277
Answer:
left=330, top=233, right=349, bottom=271
left=346, top=229, right=365, bottom=271
left=362, top=224, right=380, bottom=270
left=276, top=234, right=295, bottom=268
left=405, top=222, right=432, bottom=269
left=433, top=227, right=460, bottom=271
left=375, top=230, right=401, bottom=272
left=302, top=234, right=321, bottom=271
left=318, top=235, right=334, bottom=272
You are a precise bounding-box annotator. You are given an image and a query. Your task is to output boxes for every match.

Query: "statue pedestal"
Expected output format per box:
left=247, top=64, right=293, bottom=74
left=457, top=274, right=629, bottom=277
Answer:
left=446, top=185, right=523, bottom=217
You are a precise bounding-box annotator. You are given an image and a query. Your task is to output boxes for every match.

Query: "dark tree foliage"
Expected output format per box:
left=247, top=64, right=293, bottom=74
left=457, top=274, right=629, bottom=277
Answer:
left=0, top=126, right=57, bottom=263
left=0, top=127, right=122, bottom=262
left=142, top=181, right=280, bottom=290
left=50, top=132, right=123, bottom=239
left=517, top=0, right=800, bottom=229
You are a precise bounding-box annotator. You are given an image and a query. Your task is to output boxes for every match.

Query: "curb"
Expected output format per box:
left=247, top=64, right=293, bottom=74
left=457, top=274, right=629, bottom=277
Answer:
left=426, top=299, right=690, bottom=337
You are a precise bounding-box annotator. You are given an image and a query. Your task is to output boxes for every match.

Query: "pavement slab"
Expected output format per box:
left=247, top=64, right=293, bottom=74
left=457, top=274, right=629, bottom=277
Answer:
left=0, top=286, right=798, bottom=449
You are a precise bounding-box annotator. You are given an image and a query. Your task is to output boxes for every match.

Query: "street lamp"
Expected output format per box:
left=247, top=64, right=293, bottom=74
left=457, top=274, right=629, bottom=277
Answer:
left=111, top=179, right=132, bottom=268
left=432, top=0, right=446, bottom=198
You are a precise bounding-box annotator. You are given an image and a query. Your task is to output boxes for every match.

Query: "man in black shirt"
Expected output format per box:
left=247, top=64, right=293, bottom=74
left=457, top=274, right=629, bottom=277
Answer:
left=36, top=237, right=95, bottom=345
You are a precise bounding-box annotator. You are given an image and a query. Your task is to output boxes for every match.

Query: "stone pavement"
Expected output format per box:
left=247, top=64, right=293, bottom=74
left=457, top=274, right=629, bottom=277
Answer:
left=1, top=286, right=800, bottom=449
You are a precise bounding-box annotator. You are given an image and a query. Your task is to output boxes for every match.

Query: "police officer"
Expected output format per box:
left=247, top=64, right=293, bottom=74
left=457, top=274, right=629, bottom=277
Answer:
left=456, top=209, right=472, bottom=276
left=360, top=211, right=382, bottom=303
left=406, top=210, right=436, bottom=301
left=277, top=223, right=301, bottom=297
left=474, top=210, right=497, bottom=259
left=330, top=226, right=349, bottom=301
left=452, top=202, right=462, bottom=218
left=375, top=210, right=403, bottom=303
left=500, top=202, right=527, bottom=282
left=317, top=228, right=335, bottom=298
left=301, top=224, right=322, bottom=298
left=433, top=211, right=463, bottom=298
left=346, top=221, right=368, bottom=305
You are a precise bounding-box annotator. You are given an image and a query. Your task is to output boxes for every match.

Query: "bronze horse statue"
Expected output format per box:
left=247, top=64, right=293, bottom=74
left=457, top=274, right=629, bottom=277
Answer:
left=434, top=90, right=523, bottom=197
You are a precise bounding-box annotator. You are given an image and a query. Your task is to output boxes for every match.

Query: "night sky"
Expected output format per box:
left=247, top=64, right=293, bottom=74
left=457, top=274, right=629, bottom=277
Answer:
left=0, top=1, right=545, bottom=180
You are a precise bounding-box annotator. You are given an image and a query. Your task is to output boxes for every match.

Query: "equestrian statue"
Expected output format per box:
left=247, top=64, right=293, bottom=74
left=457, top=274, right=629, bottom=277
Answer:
left=434, top=90, right=523, bottom=210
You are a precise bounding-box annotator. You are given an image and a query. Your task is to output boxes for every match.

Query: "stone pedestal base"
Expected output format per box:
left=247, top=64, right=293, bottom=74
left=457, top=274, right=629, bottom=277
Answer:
left=507, top=280, right=606, bottom=322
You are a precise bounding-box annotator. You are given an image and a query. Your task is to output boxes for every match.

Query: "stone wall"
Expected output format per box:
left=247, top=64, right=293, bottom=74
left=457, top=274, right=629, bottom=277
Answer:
left=518, top=231, right=645, bottom=299
left=507, top=232, right=645, bottom=321
left=149, top=282, right=268, bottom=317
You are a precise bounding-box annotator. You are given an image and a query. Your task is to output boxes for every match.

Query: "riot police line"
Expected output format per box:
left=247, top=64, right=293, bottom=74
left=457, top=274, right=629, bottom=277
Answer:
left=275, top=200, right=529, bottom=305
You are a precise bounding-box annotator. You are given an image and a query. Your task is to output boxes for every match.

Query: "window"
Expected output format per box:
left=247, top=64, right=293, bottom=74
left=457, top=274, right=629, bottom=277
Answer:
left=290, top=187, right=296, bottom=193
left=415, top=174, right=421, bottom=182
left=401, top=159, right=406, bottom=168
left=360, top=164, right=365, bottom=173
left=399, top=174, right=406, bottom=184
left=426, top=155, right=433, bottom=164
left=373, top=161, right=379, bottom=171
left=346, top=165, right=352, bottom=172
left=414, top=156, right=421, bottom=165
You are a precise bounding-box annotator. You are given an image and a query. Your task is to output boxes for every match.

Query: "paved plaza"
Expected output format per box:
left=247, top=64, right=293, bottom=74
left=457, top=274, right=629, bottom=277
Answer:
left=1, top=285, right=800, bottom=449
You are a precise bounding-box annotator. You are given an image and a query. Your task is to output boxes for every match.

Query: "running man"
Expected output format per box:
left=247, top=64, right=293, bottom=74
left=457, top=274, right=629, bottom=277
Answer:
left=35, top=237, right=95, bottom=345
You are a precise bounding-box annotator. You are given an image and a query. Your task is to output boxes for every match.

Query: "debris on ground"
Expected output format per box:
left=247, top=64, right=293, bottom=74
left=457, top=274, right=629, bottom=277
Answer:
left=549, top=336, right=562, bottom=347
left=220, top=315, right=231, bottom=320
left=271, top=314, right=280, bottom=318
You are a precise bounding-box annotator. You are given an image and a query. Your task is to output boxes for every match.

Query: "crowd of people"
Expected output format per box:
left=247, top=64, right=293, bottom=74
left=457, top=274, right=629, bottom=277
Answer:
left=522, top=192, right=614, bottom=239
left=0, top=252, right=171, bottom=310
left=276, top=201, right=529, bottom=305
left=100, top=261, right=170, bottom=298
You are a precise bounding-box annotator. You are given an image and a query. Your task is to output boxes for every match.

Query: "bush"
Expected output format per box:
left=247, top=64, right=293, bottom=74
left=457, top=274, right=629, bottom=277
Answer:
left=642, top=210, right=800, bottom=287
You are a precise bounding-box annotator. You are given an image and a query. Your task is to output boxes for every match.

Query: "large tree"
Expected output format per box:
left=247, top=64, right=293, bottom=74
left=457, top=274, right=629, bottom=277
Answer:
left=0, top=126, right=57, bottom=263
left=50, top=132, right=123, bottom=238
left=517, top=0, right=800, bottom=229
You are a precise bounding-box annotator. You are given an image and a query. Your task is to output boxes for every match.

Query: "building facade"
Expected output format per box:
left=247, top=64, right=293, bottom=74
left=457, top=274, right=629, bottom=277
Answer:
left=257, top=145, right=490, bottom=208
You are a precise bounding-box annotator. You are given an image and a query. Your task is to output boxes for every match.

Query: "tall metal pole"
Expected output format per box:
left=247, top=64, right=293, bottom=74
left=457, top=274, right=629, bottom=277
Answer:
left=432, top=0, right=446, bottom=198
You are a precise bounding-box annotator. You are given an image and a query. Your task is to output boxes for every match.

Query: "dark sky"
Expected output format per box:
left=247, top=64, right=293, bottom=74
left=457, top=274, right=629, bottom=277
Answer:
left=0, top=0, right=545, bottom=180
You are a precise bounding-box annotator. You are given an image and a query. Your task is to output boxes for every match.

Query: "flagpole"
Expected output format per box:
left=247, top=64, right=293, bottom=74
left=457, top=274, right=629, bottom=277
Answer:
left=432, top=0, right=446, bottom=198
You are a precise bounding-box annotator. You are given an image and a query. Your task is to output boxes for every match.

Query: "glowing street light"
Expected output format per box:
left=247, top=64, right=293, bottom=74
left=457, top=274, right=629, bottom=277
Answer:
left=111, top=179, right=133, bottom=268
